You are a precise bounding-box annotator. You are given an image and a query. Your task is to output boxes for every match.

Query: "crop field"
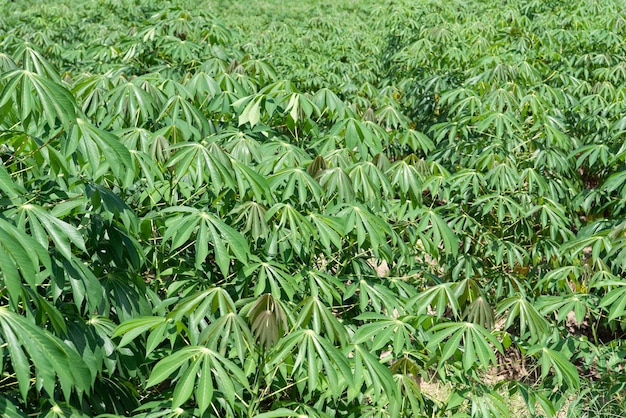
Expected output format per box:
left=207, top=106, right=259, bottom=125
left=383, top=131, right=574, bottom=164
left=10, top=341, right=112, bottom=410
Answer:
left=1, top=0, right=626, bottom=416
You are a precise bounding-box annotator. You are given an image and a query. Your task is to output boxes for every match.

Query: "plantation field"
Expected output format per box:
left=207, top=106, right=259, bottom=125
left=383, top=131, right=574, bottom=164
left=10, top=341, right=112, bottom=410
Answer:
left=1, top=0, right=626, bottom=416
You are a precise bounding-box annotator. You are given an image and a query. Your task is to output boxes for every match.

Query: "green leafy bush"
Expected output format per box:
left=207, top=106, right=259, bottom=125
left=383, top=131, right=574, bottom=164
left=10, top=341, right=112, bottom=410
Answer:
left=1, top=0, right=626, bottom=416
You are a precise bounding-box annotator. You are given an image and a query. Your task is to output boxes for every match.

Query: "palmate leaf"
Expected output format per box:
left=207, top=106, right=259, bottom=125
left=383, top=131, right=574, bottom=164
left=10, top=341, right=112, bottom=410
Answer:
left=472, top=193, right=524, bottom=224
left=295, top=296, right=348, bottom=345
left=346, top=278, right=405, bottom=314
left=527, top=345, right=580, bottom=390
left=353, top=313, right=418, bottom=355
left=147, top=346, right=248, bottom=413
left=508, top=381, right=555, bottom=418
left=468, top=386, right=510, bottom=418
left=243, top=260, right=299, bottom=300
left=475, top=110, right=521, bottom=139
left=230, top=158, right=273, bottom=203
left=50, top=255, right=105, bottom=313
left=427, top=321, right=503, bottom=372
left=150, top=287, right=244, bottom=357
left=535, top=265, right=585, bottom=293
left=127, top=149, right=165, bottom=189
left=330, top=117, right=383, bottom=158
left=104, top=79, right=159, bottom=127
left=394, top=373, right=424, bottom=415
left=0, top=68, right=76, bottom=129
left=233, top=94, right=265, bottom=127
left=12, top=44, right=61, bottom=81
left=0, top=306, right=93, bottom=401
left=348, top=161, right=393, bottom=202
left=99, top=272, right=151, bottom=322
left=336, top=204, right=395, bottom=258
left=85, top=182, right=140, bottom=240
left=258, top=140, right=311, bottom=174
left=559, top=232, right=613, bottom=265
left=199, top=311, right=254, bottom=362
left=594, top=279, right=626, bottom=321
left=65, top=119, right=133, bottom=180
left=409, top=283, right=460, bottom=319
left=114, top=289, right=240, bottom=355
left=112, top=316, right=169, bottom=352
left=230, top=201, right=270, bottom=241
left=268, top=329, right=353, bottom=396
left=387, top=159, right=423, bottom=203
left=484, top=158, right=520, bottom=193
left=497, top=295, right=550, bottom=342
left=215, top=129, right=263, bottom=165
left=248, top=293, right=288, bottom=349
left=184, top=71, right=221, bottom=104
left=166, top=141, right=235, bottom=192
left=318, top=167, right=355, bottom=203
left=447, top=169, right=485, bottom=200
left=307, top=213, right=345, bottom=254
left=0, top=162, right=22, bottom=199
left=156, top=94, right=211, bottom=139
left=301, top=268, right=345, bottom=305
left=16, top=203, right=86, bottom=260
left=0, top=218, right=51, bottom=306
left=519, top=167, right=550, bottom=196
left=269, top=167, right=324, bottom=206
left=162, top=206, right=250, bottom=277
left=536, top=294, right=595, bottom=325
left=71, top=73, right=116, bottom=120
left=375, top=104, right=407, bottom=129
left=398, top=129, right=435, bottom=154
left=312, top=87, right=346, bottom=118
left=414, top=207, right=459, bottom=257
left=484, top=237, right=528, bottom=269
left=526, top=197, right=574, bottom=241
left=240, top=58, right=276, bottom=85
left=347, top=343, right=399, bottom=407
left=265, top=203, right=316, bottom=256
left=282, top=92, right=320, bottom=123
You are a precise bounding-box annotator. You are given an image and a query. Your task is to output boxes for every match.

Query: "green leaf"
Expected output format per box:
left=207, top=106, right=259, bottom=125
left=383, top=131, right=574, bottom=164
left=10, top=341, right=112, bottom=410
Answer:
left=348, top=343, right=398, bottom=405
left=353, top=313, right=416, bottom=355
left=0, top=68, right=77, bottom=129
left=163, top=207, right=250, bottom=277
left=528, top=345, right=580, bottom=390
left=0, top=307, right=93, bottom=401
left=234, top=94, right=264, bottom=127
left=19, top=204, right=86, bottom=260
left=112, top=316, right=168, bottom=350
left=67, top=119, right=133, bottom=180
left=497, top=295, right=550, bottom=342
left=415, top=208, right=459, bottom=257
left=269, top=329, right=353, bottom=396
left=296, top=296, right=348, bottom=345
left=248, top=293, right=288, bottom=348
left=146, top=347, right=196, bottom=388
left=0, top=218, right=50, bottom=305
left=0, top=163, right=20, bottom=199
left=252, top=409, right=301, bottom=418
left=427, top=321, right=502, bottom=371
left=0, top=395, right=28, bottom=418
left=172, top=356, right=201, bottom=409
left=409, top=283, right=460, bottom=319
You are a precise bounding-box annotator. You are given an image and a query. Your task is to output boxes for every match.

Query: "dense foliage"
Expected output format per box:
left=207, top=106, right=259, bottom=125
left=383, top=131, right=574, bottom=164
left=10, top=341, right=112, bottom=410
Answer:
left=1, top=0, right=626, bottom=416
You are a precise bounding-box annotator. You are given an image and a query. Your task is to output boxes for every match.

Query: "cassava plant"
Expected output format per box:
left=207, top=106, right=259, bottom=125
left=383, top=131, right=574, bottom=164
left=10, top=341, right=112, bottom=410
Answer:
left=1, top=0, right=625, bottom=416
